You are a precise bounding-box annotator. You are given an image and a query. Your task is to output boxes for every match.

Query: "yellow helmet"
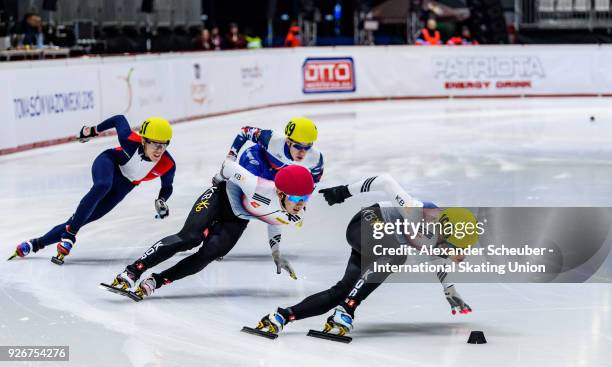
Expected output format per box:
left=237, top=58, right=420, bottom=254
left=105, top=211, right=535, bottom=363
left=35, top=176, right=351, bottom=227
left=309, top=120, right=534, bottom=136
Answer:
left=139, top=116, right=172, bottom=142
left=284, top=117, right=317, bottom=144
left=437, top=207, right=480, bottom=249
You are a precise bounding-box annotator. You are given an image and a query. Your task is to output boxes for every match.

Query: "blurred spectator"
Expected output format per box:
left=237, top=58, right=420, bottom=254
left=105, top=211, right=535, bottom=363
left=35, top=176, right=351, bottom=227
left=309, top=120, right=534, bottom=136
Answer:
left=446, top=26, right=478, bottom=45
left=244, top=28, right=262, bottom=49
left=195, top=28, right=213, bottom=50
left=415, top=18, right=441, bottom=46
left=284, top=22, right=301, bottom=47
left=210, top=26, right=222, bottom=50
left=224, top=22, right=246, bottom=49
left=18, top=12, right=44, bottom=48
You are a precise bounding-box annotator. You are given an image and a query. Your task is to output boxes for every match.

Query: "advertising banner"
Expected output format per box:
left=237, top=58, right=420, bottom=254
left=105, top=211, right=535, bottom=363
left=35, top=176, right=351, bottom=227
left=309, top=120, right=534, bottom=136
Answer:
left=2, top=45, right=612, bottom=152
left=99, top=57, right=180, bottom=124
left=4, top=63, right=101, bottom=149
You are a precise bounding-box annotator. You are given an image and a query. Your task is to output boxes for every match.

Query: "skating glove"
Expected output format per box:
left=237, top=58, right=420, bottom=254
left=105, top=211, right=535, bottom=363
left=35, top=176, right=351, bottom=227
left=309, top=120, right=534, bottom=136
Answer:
left=444, top=285, right=472, bottom=315
left=78, top=126, right=98, bottom=143
left=155, top=198, right=169, bottom=219
left=272, top=250, right=297, bottom=280
left=319, top=185, right=352, bottom=206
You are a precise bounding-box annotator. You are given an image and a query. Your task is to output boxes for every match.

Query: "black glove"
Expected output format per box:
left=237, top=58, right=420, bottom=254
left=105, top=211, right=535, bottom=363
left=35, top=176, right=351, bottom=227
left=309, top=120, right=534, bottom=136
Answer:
left=319, top=185, right=352, bottom=206
left=78, top=126, right=98, bottom=143
left=155, top=198, right=170, bottom=219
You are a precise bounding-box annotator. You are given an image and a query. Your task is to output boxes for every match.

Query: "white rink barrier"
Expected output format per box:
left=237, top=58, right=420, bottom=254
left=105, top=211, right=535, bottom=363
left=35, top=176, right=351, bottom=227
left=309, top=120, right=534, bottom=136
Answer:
left=2, top=45, right=612, bottom=153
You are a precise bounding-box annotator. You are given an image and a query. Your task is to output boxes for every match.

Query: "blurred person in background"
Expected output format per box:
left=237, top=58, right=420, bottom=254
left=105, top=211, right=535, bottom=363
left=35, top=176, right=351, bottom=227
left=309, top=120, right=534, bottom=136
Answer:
left=244, top=28, right=262, bottom=49
left=225, top=22, right=246, bottom=49
left=195, top=28, right=213, bottom=50
left=18, top=12, right=44, bottom=48
left=446, top=25, right=478, bottom=45
left=284, top=22, right=301, bottom=47
left=415, top=18, right=441, bottom=46
left=211, top=26, right=222, bottom=50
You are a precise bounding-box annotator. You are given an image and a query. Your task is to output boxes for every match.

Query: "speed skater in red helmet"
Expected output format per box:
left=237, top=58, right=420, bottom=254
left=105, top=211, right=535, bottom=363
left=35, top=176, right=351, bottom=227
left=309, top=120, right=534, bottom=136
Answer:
left=105, top=162, right=314, bottom=299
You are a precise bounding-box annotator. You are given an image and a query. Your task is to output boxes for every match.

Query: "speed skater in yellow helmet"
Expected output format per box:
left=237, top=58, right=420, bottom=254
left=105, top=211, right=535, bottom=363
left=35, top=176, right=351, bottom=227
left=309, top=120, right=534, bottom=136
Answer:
left=437, top=207, right=481, bottom=249
left=284, top=117, right=318, bottom=145
left=217, top=116, right=324, bottom=185
left=139, top=116, right=172, bottom=143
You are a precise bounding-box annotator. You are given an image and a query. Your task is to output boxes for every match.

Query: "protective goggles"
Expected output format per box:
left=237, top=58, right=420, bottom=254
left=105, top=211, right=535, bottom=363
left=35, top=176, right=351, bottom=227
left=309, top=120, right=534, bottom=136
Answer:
left=288, top=139, right=313, bottom=151
left=144, top=139, right=169, bottom=150
left=286, top=194, right=311, bottom=203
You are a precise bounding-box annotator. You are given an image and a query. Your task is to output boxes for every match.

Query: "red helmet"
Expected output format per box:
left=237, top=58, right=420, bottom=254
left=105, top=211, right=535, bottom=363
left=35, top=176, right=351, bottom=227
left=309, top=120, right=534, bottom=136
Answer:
left=274, top=165, right=314, bottom=196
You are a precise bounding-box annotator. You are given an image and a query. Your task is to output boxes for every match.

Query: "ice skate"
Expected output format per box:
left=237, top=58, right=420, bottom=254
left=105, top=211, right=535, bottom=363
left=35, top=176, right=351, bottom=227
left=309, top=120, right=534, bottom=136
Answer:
left=307, top=307, right=353, bottom=343
left=8, top=241, right=34, bottom=261
left=242, top=311, right=286, bottom=340
left=51, top=238, right=74, bottom=265
left=134, top=276, right=157, bottom=299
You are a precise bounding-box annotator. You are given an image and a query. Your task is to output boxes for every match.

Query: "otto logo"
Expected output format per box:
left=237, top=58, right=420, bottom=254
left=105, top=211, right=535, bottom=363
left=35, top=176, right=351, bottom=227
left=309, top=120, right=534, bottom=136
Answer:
left=303, top=57, right=356, bottom=93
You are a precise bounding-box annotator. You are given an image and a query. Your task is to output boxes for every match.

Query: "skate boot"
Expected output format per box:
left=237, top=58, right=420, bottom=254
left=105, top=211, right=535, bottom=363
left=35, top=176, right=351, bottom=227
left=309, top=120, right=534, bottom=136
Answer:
left=8, top=241, right=34, bottom=261
left=306, top=306, right=354, bottom=343
left=256, top=310, right=287, bottom=334
left=323, top=306, right=354, bottom=336
left=134, top=276, right=157, bottom=298
left=111, top=267, right=139, bottom=291
left=51, top=229, right=76, bottom=265
left=241, top=309, right=288, bottom=339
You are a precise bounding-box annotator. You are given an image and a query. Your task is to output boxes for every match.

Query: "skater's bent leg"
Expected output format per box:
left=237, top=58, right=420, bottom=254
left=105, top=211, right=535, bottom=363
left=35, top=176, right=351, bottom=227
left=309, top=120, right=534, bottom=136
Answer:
left=336, top=204, right=406, bottom=315
left=132, top=233, right=202, bottom=274
left=82, top=175, right=134, bottom=224
left=341, top=254, right=407, bottom=315
left=67, top=153, right=116, bottom=233
left=129, top=186, right=226, bottom=275
left=282, top=250, right=362, bottom=321
left=33, top=223, right=68, bottom=250
left=153, top=220, right=247, bottom=286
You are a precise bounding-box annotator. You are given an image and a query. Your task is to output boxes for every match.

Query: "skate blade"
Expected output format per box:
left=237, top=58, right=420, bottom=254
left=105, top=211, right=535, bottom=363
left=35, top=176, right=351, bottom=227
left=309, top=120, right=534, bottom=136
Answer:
left=307, top=329, right=352, bottom=344
left=50, top=256, right=64, bottom=265
left=99, top=283, right=143, bottom=302
left=241, top=326, right=278, bottom=340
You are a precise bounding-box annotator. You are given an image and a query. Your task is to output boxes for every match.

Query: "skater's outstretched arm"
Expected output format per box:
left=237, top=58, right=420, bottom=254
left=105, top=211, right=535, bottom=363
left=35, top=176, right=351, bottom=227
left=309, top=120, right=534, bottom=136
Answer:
left=97, top=115, right=133, bottom=140
left=78, top=115, right=133, bottom=144
left=227, top=126, right=273, bottom=160
left=435, top=268, right=472, bottom=315
left=158, top=157, right=176, bottom=201
left=154, top=156, right=176, bottom=219
left=268, top=225, right=296, bottom=279
left=310, top=154, right=324, bottom=184
left=212, top=127, right=272, bottom=184
left=320, top=174, right=423, bottom=219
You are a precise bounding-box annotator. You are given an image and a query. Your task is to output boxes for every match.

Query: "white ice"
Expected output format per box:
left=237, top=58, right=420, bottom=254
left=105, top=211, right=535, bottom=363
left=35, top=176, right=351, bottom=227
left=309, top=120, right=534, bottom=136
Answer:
left=1, top=98, right=612, bottom=367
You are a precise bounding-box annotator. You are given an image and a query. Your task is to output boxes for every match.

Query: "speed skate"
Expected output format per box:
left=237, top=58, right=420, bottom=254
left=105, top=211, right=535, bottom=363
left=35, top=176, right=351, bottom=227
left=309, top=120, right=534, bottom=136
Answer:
left=98, top=283, right=143, bottom=302
left=307, top=329, right=352, bottom=344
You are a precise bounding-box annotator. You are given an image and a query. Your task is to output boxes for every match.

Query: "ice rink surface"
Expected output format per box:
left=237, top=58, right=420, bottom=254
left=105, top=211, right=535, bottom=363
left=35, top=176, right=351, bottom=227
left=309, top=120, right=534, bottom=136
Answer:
left=1, top=98, right=612, bottom=367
